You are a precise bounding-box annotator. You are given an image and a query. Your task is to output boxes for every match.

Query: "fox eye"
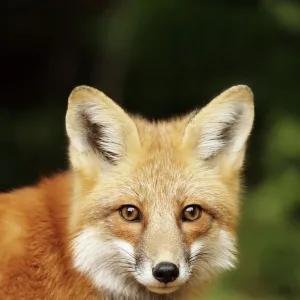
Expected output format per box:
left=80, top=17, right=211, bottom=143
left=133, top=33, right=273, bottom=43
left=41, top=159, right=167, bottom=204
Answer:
left=181, top=205, right=202, bottom=222
left=119, top=205, right=141, bottom=222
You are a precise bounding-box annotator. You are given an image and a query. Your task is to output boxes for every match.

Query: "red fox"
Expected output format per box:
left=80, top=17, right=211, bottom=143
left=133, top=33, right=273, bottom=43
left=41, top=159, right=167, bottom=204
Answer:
left=0, top=85, right=254, bottom=300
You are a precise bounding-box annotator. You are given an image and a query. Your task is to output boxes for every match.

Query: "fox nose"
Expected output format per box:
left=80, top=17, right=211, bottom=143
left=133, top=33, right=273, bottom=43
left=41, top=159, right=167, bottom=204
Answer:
left=152, top=262, right=179, bottom=283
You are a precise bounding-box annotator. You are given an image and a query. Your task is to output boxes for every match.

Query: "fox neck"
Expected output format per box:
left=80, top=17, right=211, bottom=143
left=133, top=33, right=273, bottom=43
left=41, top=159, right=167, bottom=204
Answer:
left=101, top=289, right=188, bottom=300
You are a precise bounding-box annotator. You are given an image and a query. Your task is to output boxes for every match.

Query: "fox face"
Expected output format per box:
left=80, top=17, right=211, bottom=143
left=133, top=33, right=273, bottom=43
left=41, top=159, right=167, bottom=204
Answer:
left=66, top=85, right=254, bottom=298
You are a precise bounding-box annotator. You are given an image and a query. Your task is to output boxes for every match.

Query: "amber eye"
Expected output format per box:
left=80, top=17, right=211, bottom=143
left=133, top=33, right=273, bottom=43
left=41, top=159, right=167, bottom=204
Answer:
left=119, top=205, right=141, bottom=222
left=181, top=205, right=202, bottom=222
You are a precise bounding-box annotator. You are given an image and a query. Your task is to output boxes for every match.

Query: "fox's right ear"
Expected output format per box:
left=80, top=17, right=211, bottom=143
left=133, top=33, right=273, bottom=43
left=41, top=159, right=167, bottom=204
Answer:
left=66, top=86, right=140, bottom=170
left=182, top=85, right=254, bottom=170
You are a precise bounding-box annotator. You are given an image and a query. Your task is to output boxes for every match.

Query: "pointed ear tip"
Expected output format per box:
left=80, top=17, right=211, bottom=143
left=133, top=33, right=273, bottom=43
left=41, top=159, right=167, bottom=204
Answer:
left=225, top=85, right=254, bottom=103
left=68, top=85, right=104, bottom=104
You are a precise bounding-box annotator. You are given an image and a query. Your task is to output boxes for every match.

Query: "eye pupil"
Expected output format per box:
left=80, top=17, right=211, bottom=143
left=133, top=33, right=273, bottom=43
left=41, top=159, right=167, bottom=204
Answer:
left=187, top=207, right=195, bottom=215
left=127, top=207, right=134, bottom=215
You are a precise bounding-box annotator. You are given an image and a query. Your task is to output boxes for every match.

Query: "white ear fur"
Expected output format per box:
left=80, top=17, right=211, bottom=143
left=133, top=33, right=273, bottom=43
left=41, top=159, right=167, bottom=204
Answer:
left=183, top=85, right=254, bottom=164
left=66, top=86, right=140, bottom=166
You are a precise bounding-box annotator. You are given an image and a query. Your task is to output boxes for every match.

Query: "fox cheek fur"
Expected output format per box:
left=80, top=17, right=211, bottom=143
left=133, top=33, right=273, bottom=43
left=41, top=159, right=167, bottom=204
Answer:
left=67, top=85, right=254, bottom=298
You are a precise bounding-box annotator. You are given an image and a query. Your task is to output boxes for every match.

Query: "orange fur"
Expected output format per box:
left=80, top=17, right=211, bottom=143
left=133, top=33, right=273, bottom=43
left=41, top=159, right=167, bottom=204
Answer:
left=0, top=173, right=99, bottom=300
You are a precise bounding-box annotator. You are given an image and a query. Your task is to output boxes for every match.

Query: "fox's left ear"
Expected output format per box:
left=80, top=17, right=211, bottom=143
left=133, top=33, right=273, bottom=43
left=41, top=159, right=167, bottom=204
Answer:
left=66, top=86, right=140, bottom=170
left=183, top=85, right=254, bottom=169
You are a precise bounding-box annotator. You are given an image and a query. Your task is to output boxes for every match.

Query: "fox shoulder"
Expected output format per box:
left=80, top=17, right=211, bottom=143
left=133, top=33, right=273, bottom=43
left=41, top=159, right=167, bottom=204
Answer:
left=0, top=188, right=32, bottom=269
left=0, top=172, right=71, bottom=268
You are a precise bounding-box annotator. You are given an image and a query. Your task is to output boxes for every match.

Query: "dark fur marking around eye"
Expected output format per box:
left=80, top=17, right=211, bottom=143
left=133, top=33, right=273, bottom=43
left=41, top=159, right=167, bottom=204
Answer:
left=80, top=111, right=121, bottom=165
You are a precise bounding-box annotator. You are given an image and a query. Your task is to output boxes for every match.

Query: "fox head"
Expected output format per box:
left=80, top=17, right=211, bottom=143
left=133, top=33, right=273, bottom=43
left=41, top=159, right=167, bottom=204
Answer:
left=66, top=85, right=254, bottom=299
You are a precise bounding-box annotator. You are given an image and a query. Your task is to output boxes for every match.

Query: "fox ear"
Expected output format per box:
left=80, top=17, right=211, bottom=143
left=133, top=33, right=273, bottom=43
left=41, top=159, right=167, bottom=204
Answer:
left=66, top=86, right=140, bottom=169
left=183, top=85, right=254, bottom=168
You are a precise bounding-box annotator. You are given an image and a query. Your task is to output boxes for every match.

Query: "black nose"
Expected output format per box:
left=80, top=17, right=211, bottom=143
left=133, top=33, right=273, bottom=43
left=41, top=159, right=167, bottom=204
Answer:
left=152, top=262, right=179, bottom=283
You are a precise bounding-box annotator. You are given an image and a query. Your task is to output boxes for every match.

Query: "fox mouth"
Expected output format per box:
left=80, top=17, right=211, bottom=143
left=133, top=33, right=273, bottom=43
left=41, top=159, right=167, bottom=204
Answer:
left=146, top=285, right=179, bottom=294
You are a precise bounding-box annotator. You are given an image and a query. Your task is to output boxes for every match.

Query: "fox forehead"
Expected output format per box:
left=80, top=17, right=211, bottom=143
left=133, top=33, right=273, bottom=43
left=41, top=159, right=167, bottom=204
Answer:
left=77, top=119, right=237, bottom=210
left=133, top=116, right=188, bottom=145
left=82, top=145, right=237, bottom=227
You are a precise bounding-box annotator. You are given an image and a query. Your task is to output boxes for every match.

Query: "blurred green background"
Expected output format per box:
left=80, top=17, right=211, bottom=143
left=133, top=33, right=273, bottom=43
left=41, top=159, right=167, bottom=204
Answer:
left=1, top=1, right=300, bottom=299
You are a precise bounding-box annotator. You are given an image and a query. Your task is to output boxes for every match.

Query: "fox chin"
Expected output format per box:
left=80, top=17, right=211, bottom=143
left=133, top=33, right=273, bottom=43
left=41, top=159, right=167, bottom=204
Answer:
left=0, top=85, right=254, bottom=300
